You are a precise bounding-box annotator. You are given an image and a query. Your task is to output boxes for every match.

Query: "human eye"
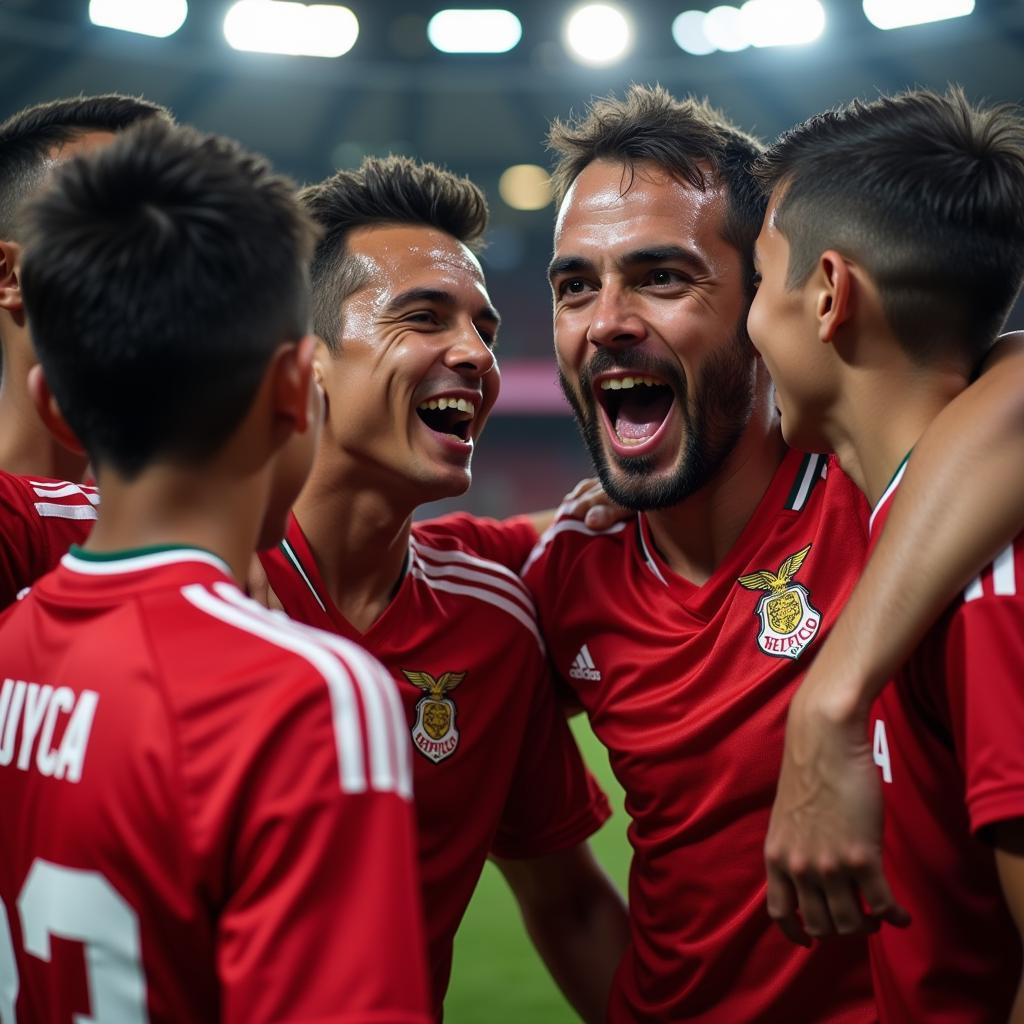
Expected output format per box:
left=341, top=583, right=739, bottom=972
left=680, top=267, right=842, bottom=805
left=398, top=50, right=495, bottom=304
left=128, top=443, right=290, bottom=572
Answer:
left=751, top=271, right=763, bottom=290
left=556, top=277, right=593, bottom=299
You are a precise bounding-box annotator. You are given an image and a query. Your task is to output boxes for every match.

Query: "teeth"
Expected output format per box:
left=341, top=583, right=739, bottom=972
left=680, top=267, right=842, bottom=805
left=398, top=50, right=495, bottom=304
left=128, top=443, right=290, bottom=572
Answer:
left=417, top=397, right=476, bottom=416
left=599, top=375, right=661, bottom=391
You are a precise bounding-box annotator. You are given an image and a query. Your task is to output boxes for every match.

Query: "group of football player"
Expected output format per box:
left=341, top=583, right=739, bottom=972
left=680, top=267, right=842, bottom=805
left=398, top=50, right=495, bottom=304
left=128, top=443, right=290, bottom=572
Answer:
left=0, top=80, right=1022, bottom=1023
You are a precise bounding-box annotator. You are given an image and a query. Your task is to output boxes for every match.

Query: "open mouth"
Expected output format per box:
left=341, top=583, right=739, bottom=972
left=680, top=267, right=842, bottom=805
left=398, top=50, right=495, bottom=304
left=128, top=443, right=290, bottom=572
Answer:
left=595, top=375, right=675, bottom=448
left=416, top=396, right=476, bottom=442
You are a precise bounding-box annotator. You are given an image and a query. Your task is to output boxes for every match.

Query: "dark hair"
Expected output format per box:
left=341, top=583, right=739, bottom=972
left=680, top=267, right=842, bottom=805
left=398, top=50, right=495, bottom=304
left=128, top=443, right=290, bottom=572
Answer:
left=754, top=87, right=1024, bottom=365
left=19, top=119, right=319, bottom=479
left=298, top=155, right=489, bottom=350
left=547, top=84, right=766, bottom=293
left=0, top=93, right=171, bottom=239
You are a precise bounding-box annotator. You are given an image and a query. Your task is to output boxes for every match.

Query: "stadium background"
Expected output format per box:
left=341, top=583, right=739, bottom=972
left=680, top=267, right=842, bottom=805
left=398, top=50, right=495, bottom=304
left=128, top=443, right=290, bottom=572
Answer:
left=5, top=1, right=1023, bottom=1018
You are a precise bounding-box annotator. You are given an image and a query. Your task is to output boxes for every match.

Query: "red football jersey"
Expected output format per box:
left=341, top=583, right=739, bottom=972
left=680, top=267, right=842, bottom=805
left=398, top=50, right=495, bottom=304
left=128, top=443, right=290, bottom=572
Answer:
left=0, top=472, right=97, bottom=607
left=0, top=545, right=429, bottom=1024
left=523, top=449, right=875, bottom=1022
left=260, top=513, right=610, bottom=1015
left=869, top=463, right=1024, bottom=1022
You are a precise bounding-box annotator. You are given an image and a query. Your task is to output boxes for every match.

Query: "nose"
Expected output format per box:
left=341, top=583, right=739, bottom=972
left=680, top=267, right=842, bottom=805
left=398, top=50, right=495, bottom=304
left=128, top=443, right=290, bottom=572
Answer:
left=445, top=319, right=497, bottom=378
left=586, top=283, right=645, bottom=349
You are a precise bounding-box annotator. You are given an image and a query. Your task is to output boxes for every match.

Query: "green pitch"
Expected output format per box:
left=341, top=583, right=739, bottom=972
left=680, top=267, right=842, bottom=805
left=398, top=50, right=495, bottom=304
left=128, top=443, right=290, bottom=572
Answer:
left=444, top=718, right=632, bottom=1023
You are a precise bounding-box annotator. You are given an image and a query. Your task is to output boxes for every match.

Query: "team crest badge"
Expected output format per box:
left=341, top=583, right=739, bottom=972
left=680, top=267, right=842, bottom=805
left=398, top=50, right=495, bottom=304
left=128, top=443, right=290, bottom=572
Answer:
left=737, top=544, right=821, bottom=660
left=402, top=670, right=465, bottom=763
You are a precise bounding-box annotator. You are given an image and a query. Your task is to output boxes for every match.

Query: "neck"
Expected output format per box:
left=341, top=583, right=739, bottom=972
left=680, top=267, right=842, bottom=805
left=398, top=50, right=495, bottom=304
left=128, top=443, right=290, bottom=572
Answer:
left=83, top=464, right=268, bottom=584
left=644, top=389, right=787, bottom=584
left=293, top=446, right=416, bottom=633
left=827, top=356, right=968, bottom=509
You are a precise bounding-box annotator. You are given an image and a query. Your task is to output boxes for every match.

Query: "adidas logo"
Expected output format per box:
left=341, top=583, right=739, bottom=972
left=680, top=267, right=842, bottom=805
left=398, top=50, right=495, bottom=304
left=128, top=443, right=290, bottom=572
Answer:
left=569, top=644, right=602, bottom=682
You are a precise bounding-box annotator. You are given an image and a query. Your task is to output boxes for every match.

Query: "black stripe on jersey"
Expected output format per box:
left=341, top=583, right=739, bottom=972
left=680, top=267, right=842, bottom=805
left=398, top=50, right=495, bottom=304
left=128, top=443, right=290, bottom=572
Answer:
left=784, top=453, right=826, bottom=512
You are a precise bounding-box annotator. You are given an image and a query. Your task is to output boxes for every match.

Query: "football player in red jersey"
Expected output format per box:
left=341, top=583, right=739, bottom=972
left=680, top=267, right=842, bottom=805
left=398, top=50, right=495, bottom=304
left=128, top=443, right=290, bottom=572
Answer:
left=0, top=120, right=430, bottom=1022
left=0, top=94, right=171, bottom=481
left=523, top=84, right=1024, bottom=1022
left=256, top=156, right=628, bottom=1022
left=749, top=88, right=1024, bottom=1022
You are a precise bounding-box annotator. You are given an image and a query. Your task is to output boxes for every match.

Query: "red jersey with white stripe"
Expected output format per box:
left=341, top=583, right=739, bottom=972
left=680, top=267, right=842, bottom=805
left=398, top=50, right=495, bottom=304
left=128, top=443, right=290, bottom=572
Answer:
left=869, top=462, right=1024, bottom=1022
left=0, top=545, right=429, bottom=1024
left=523, top=449, right=875, bottom=1023
left=0, top=472, right=97, bottom=608
left=260, top=512, right=610, bottom=1015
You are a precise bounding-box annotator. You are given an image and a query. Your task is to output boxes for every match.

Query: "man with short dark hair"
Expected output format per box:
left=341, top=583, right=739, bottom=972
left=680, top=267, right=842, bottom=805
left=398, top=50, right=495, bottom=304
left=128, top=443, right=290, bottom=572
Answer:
left=0, top=93, right=170, bottom=480
left=258, top=155, right=628, bottom=1023
left=523, top=83, right=1024, bottom=1021
left=0, top=119, right=429, bottom=1023
left=749, top=86, right=1024, bottom=1022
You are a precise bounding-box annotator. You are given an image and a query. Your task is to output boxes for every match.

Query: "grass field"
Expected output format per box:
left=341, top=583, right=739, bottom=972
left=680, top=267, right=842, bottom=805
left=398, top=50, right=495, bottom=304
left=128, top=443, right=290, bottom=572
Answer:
left=444, top=718, right=632, bottom=1023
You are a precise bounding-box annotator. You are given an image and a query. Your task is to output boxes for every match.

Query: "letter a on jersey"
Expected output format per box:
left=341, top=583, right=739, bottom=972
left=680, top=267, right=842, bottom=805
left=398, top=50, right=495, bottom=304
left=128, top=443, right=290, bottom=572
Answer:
left=403, top=669, right=465, bottom=764
left=737, top=544, right=821, bottom=660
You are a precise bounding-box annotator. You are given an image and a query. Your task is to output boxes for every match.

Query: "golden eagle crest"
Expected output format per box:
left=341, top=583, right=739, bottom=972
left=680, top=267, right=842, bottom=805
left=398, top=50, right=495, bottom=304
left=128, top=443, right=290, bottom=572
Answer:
left=737, top=544, right=821, bottom=660
left=403, top=670, right=466, bottom=763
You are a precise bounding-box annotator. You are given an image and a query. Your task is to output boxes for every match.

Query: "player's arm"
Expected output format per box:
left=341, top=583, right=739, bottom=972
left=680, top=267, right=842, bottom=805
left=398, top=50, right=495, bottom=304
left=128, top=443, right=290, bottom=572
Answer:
left=994, top=821, right=1024, bottom=1024
left=493, top=843, right=628, bottom=1024
left=219, top=656, right=430, bottom=1024
left=765, top=331, right=1024, bottom=942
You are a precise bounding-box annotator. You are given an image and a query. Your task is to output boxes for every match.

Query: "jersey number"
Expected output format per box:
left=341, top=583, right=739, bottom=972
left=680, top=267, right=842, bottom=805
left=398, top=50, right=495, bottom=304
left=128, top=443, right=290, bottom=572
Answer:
left=873, top=718, right=893, bottom=784
left=0, top=859, right=147, bottom=1022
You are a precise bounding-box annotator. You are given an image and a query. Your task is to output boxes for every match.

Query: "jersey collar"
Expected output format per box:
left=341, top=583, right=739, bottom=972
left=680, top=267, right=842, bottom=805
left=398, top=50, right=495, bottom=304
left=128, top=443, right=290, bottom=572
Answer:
left=867, top=452, right=911, bottom=537
left=62, top=543, right=231, bottom=576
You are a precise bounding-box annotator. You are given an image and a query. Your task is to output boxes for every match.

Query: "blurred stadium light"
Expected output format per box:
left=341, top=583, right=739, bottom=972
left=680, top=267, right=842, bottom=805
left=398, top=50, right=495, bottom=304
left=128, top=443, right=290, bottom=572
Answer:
left=223, top=1, right=359, bottom=57
left=672, top=11, right=717, bottom=55
left=564, top=4, right=632, bottom=65
left=427, top=9, right=523, bottom=53
left=703, top=5, right=748, bottom=51
left=742, top=0, right=825, bottom=46
left=88, top=0, right=187, bottom=38
left=863, top=0, right=975, bottom=30
left=498, top=164, right=552, bottom=210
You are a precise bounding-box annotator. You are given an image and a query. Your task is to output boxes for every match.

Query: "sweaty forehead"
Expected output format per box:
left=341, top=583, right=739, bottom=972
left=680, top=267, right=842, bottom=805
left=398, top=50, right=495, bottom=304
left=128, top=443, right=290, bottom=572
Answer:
left=347, top=223, right=485, bottom=293
left=553, top=158, right=727, bottom=257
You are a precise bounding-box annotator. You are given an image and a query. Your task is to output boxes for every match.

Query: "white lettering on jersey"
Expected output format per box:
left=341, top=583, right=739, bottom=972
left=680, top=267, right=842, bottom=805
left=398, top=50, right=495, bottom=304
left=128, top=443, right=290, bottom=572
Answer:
left=0, top=679, right=99, bottom=783
left=0, top=860, right=146, bottom=1024
left=873, top=718, right=893, bottom=784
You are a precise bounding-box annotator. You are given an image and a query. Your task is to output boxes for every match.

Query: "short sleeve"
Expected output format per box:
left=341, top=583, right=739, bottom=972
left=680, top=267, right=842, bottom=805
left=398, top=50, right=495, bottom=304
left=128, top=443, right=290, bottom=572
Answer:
left=490, top=660, right=610, bottom=860
left=419, top=512, right=538, bottom=572
left=218, top=670, right=431, bottom=1024
left=945, top=593, right=1024, bottom=838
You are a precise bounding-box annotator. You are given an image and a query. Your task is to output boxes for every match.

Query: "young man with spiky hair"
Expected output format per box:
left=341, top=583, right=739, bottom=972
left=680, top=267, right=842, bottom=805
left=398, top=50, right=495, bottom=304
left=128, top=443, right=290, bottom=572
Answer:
left=257, top=155, right=628, bottom=1022
left=749, top=87, right=1024, bottom=1023
left=524, top=83, right=1024, bottom=1021
left=0, top=93, right=171, bottom=479
left=0, top=120, right=429, bottom=1022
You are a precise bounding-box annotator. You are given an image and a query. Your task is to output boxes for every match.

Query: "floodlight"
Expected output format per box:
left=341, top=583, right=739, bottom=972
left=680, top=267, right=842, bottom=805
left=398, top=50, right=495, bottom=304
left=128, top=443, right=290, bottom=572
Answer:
left=740, top=0, right=825, bottom=47
left=428, top=9, right=522, bottom=53
left=564, top=4, right=632, bottom=65
left=702, top=6, right=748, bottom=52
left=673, top=11, right=716, bottom=55
left=499, top=165, right=552, bottom=211
left=863, top=0, right=974, bottom=30
left=89, top=0, right=188, bottom=38
left=224, top=1, right=359, bottom=57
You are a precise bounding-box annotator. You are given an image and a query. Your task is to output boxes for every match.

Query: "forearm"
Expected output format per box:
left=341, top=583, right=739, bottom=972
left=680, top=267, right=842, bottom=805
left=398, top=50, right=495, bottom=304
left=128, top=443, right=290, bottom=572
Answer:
left=812, top=331, right=1024, bottom=717
left=494, top=851, right=629, bottom=1024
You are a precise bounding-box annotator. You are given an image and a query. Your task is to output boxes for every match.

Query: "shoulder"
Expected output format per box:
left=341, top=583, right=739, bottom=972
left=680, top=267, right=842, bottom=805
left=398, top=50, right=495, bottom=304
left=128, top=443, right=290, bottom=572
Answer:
left=409, top=521, right=545, bottom=653
left=171, top=580, right=411, bottom=797
left=522, top=512, right=631, bottom=581
left=413, top=511, right=537, bottom=572
left=8, top=474, right=100, bottom=523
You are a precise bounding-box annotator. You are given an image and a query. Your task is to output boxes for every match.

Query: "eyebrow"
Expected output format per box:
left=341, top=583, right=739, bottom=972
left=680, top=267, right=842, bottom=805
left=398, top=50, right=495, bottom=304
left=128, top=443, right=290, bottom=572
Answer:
left=548, top=244, right=711, bottom=283
left=384, top=286, right=500, bottom=328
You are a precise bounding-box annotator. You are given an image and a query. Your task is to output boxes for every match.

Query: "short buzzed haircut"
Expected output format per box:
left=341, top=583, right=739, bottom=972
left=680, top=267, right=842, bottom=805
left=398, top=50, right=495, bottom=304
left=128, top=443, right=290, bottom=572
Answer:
left=0, top=93, right=171, bottom=239
left=754, top=87, right=1024, bottom=366
left=19, top=119, right=318, bottom=479
left=548, top=84, right=766, bottom=293
left=298, top=155, right=489, bottom=350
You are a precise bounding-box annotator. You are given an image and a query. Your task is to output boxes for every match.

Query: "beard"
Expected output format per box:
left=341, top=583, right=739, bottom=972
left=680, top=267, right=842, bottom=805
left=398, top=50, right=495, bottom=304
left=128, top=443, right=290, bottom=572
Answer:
left=558, top=320, right=757, bottom=511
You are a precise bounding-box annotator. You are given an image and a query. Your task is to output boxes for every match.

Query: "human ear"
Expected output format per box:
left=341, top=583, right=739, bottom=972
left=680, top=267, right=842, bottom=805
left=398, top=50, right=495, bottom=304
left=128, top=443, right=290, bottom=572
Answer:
left=816, top=250, right=854, bottom=344
left=271, top=334, right=318, bottom=435
left=0, top=240, right=24, bottom=316
left=27, top=364, right=86, bottom=454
